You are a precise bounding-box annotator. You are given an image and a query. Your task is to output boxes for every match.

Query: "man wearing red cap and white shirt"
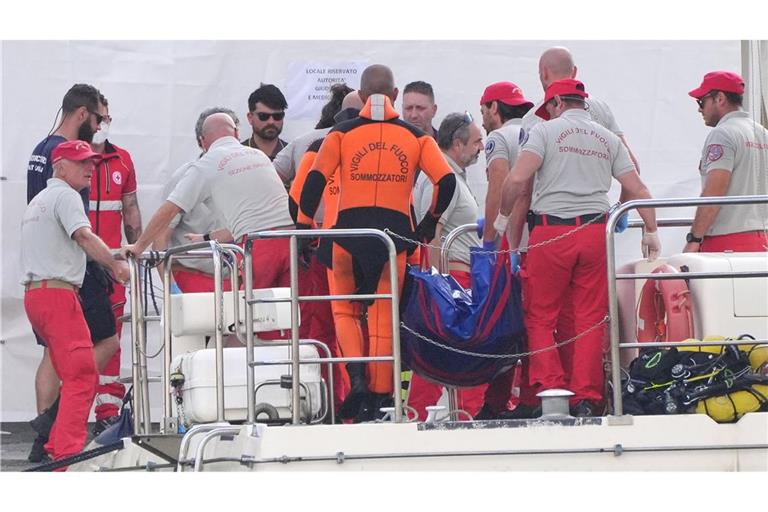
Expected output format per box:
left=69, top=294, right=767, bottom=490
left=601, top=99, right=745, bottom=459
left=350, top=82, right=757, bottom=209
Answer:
left=21, top=140, right=130, bottom=466
left=684, top=71, right=768, bottom=253
left=496, top=79, right=659, bottom=417
left=479, top=81, right=535, bottom=248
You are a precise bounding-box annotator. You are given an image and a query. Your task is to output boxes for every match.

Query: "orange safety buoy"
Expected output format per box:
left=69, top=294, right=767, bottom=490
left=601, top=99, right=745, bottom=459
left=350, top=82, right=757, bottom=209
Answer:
left=636, top=264, right=694, bottom=342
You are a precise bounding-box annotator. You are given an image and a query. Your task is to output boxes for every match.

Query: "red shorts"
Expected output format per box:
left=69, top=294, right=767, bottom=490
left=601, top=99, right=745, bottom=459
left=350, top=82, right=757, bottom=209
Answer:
left=173, top=268, right=233, bottom=293
left=700, top=230, right=768, bottom=252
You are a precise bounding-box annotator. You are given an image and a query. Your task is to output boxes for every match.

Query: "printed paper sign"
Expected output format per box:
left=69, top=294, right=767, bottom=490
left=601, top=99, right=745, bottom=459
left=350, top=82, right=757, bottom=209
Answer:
left=285, top=61, right=367, bottom=120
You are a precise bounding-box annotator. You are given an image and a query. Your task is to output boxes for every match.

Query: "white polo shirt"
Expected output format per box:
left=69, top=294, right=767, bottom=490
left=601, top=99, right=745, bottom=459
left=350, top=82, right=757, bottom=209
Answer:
left=168, top=136, right=293, bottom=240
left=698, top=110, right=768, bottom=236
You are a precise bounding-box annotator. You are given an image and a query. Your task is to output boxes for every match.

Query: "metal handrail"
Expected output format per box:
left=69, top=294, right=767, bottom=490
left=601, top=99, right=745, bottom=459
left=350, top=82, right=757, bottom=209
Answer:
left=606, top=194, right=768, bottom=417
left=125, top=242, right=242, bottom=435
left=439, top=223, right=480, bottom=421
left=243, top=228, right=403, bottom=424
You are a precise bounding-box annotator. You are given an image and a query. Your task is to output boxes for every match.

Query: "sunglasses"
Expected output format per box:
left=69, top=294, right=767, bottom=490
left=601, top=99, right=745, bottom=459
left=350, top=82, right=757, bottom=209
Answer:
left=445, top=111, right=473, bottom=142
left=88, top=110, right=105, bottom=124
left=255, top=111, right=285, bottom=122
left=696, top=92, right=718, bottom=108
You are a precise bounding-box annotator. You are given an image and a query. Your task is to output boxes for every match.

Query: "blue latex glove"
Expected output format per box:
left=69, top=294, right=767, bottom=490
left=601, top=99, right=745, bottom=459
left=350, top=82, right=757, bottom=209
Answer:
left=170, top=282, right=183, bottom=295
left=476, top=217, right=485, bottom=238
left=482, top=239, right=496, bottom=251
left=614, top=212, right=629, bottom=233
left=510, top=251, right=521, bottom=274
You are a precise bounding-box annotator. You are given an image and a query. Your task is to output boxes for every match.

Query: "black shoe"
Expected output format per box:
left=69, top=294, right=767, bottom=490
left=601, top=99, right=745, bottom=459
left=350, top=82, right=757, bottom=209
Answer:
left=28, top=434, right=51, bottom=463
left=92, top=415, right=120, bottom=437
left=498, top=403, right=541, bottom=420
left=30, top=397, right=60, bottom=437
left=571, top=400, right=601, bottom=417
left=338, top=363, right=370, bottom=420
left=473, top=403, right=496, bottom=420
left=354, top=392, right=377, bottom=423
left=371, top=393, right=394, bottom=420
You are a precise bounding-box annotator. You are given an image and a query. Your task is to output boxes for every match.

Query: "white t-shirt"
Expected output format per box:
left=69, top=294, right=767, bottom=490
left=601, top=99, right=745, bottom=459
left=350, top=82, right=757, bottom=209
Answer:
left=522, top=109, right=634, bottom=217
left=698, top=110, right=768, bottom=236
left=168, top=136, right=293, bottom=241
left=273, top=127, right=331, bottom=183
left=21, top=178, right=91, bottom=286
left=163, top=161, right=227, bottom=273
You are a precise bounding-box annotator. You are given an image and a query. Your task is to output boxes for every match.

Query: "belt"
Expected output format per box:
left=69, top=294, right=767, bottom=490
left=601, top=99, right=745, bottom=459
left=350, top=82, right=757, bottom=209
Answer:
left=531, top=212, right=607, bottom=227
left=25, top=279, right=78, bottom=292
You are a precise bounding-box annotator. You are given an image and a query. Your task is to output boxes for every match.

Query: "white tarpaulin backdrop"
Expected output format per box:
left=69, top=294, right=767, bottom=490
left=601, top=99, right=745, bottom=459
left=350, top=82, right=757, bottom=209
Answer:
left=1, top=40, right=741, bottom=420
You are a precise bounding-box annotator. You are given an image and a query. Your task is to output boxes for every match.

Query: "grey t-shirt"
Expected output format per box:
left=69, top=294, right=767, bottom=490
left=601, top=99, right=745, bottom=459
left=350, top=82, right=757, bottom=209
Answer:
left=162, top=161, right=227, bottom=273
left=522, top=96, right=623, bottom=138
left=414, top=154, right=480, bottom=265
left=272, top=127, right=331, bottom=184
left=21, top=178, right=91, bottom=286
left=522, top=108, right=634, bottom=217
left=168, top=136, right=293, bottom=241
left=485, top=118, right=524, bottom=168
left=698, top=110, right=768, bottom=236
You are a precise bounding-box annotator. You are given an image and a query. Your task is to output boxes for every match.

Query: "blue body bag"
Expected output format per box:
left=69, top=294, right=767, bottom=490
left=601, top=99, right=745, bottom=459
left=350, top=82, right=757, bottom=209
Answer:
left=399, top=247, right=526, bottom=387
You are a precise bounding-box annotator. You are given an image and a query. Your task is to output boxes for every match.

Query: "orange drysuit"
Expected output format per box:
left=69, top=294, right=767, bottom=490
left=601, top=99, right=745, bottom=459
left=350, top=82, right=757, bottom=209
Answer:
left=297, top=94, right=456, bottom=394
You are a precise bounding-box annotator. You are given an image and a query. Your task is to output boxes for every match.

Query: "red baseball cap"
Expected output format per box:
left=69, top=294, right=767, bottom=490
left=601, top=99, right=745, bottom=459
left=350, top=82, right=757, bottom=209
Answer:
left=688, top=71, right=745, bottom=98
left=51, top=140, right=102, bottom=164
left=480, top=81, right=533, bottom=108
left=534, top=79, right=589, bottom=120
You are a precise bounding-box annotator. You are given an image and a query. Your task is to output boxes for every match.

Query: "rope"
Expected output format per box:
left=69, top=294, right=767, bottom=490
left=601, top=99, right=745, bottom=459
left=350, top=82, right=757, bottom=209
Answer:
left=400, top=316, right=610, bottom=360
left=385, top=202, right=619, bottom=256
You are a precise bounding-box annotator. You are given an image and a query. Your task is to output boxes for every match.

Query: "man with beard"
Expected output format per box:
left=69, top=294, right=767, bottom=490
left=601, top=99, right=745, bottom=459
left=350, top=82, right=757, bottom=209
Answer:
left=26, top=84, right=122, bottom=462
left=405, top=112, right=488, bottom=421
left=242, top=83, right=289, bottom=160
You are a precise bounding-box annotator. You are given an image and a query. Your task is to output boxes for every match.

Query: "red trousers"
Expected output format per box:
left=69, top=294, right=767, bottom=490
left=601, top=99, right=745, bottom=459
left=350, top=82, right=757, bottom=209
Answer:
left=522, top=223, right=608, bottom=404
left=173, top=268, right=233, bottom=293
left=406, top=269, right=488, bottom=420
left=701, top=230, right=768, bottom=252
left=94, top=283, right=126, bottom=420
left=25, top=287, right=98, bottom=462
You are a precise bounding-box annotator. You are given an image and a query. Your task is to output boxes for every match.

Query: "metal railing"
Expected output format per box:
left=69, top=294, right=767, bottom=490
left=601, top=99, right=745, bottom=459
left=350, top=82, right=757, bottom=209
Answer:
left=439, top=223, right=481, bottom=421
left=242, top=228, right=404, bottom=424
left=605, top=195, right=768, bottom=417
left=126, top=242, right=242, bottom=434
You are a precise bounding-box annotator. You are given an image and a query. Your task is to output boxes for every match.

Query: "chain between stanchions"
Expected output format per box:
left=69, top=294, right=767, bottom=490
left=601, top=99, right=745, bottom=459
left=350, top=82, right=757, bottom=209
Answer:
left=385, top=203, right=619, bottom=256
left=400, top=316, right=610, bottom=359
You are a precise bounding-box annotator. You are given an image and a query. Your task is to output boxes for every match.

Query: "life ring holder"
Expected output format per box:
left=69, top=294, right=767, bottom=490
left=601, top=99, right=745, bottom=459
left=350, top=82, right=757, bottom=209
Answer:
left=636, top=263, right=694, bottom=342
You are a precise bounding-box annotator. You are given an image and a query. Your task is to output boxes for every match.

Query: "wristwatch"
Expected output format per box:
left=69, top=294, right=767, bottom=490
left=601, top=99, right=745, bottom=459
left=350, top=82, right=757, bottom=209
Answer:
left=686, top=232, right=703, bottom=243
left=203, top=233, right=211, bottom=241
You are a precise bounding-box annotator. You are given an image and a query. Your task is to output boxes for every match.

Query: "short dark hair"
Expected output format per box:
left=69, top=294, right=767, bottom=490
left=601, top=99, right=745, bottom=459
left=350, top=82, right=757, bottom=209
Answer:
left=404, top=81, right=435, bottom=102
left=98, top=92, right=109, bottom=108
left=483, top=101, right=532, bottom=123
left=247, top=83, right=287, bottom=112
left=315, top=83, right=354, bottom=129
left=437, top=113, right=471, bottom=150
left=62, top=83, right=101, bottom=114
left=721, top=91, right=743, bottom=106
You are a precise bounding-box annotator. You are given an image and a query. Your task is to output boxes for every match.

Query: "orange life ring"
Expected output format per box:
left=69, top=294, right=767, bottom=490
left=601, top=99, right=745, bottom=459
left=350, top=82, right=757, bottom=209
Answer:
left=636, top=264, right=694, bottom=342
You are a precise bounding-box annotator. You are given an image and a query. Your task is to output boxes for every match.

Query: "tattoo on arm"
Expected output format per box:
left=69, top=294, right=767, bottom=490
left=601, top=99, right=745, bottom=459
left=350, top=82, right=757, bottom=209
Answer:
left=122, top=193, right=144, bottom=244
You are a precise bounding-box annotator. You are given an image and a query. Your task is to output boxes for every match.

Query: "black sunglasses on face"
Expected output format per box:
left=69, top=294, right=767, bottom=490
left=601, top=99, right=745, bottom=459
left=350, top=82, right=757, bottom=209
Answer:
left=88, top=110, right=105, bottom=124
left=255, top=111, right=285, bottom=121
left=696, top=92, right=718, bottom=108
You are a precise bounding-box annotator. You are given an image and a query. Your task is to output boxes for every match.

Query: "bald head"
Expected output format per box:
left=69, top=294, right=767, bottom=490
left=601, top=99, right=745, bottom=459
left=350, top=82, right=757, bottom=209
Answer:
left=341, top=90, right=364, bottom=110
left=360, top=64, right=398, bottom=102
left=539, top=47, right=577, bottom=89
left=201, top=112, right=239, bottom=150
